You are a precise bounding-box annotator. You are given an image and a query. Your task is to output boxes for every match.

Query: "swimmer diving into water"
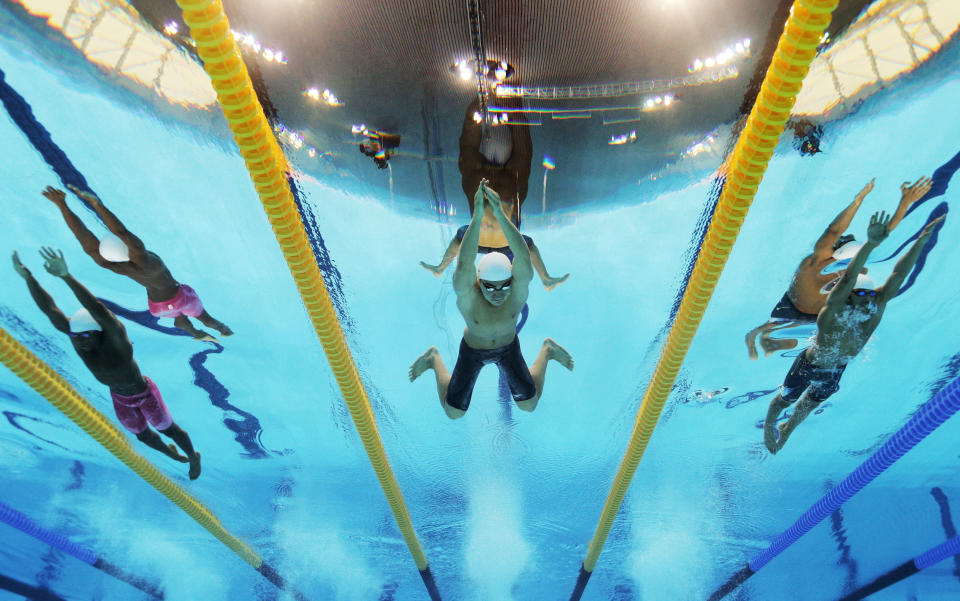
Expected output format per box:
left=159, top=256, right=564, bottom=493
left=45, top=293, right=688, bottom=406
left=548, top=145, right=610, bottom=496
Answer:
left=763, top=213, right=944, bottom=454
left=410, top=181, right=573, bottom=418
left=43, top=185, right=232, bottom=342
left=420, top=100, right=569, bottom=290
left=13, top=248, right=202, bottom=479
left=746, top=176, right=933, bottom=359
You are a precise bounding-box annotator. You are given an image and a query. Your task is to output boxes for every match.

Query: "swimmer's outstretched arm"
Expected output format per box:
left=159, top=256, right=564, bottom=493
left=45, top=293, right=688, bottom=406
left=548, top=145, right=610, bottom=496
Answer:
left=485, top=185, right=533, bottom=284
left=12, top=251, right=69, bottom=334
left=887, top=176, right=933, bottom=231
left=40, top=248, right=120, bottom=334
left=821, top=212, right=888, bottom=322
left=66, top=185, right=148, bottom=264
left=813, top=178, right=874, bottom=259
left=43, top=186, right=108, bottom=267
left=420, top=236, right=461, bottom=276
left=529, top=243, right=569, bottom=291
left=877, top=215, right=944, bottom=304
left=452, top=185, right=486, bottom=295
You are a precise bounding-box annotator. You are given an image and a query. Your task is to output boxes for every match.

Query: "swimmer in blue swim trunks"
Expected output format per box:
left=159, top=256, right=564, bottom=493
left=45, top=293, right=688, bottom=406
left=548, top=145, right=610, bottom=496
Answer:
left=763, top=212, right=944, bottom=454
left=746, top=176, right=932, bottom=359
left=420, top=99, right=570, bottom=290
left=409, top=181, right=573, bottom=419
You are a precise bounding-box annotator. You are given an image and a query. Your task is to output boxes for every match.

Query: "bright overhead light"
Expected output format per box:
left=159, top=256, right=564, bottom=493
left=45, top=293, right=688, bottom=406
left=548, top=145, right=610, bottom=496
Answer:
left=705, top=57, right=716, bottom=68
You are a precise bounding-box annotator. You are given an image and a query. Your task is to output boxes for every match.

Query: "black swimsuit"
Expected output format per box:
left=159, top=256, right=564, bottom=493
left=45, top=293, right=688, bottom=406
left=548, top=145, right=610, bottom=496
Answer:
left=770, top=292, right=819, bottom=323
left=781, top=350, right=847, bottom=405
left=446, top=337, right=536, bottom=412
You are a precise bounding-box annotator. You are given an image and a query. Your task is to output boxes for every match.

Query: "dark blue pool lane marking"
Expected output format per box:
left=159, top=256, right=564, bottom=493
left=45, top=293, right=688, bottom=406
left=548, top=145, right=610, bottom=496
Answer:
left=0, top=66, right=98, bottom=214
left=97, top=298, right=274, bottom=459
left=931, top=487, right=960, bottom=582
left=0, top=573, right=66, bottom=601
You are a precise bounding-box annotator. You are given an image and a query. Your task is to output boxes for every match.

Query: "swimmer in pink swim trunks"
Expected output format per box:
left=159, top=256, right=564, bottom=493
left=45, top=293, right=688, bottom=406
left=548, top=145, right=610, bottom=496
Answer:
left=13, top=248, right=202, bottom=479
left=43, top=185, right=232, bottom=342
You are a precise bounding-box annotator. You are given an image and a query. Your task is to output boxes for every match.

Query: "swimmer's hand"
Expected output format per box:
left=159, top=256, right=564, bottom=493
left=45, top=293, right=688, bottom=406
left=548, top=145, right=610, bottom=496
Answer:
left=866, top=211, right=892, bottom=244
left=474, top=180, right=488, bottom=214
left=900, top=176, right=933, bottom=207
left=39, top=247, right=69, bottom=278
left=483, top=183, right=505, bottom=215
left=542, top=273, right=570, bottom=291
left=854, top=178, right=875, bottom=203
left=41, top=186, right=66, bottom=206
left=11, top=251, right=30, bottom=279
left=66, top=184, right=101, bottom=205
left=420, top=261, right=445, bottom=276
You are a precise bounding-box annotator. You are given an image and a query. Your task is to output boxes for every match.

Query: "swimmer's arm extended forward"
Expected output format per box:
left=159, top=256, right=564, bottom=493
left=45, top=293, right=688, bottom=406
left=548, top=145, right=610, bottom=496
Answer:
left=887, top=176, right=933, bottom=232
left=813, top=178, right=873, bottom=260
left=822, top=211, right=888, bottom=318
left=67, top=185, right=148, bottom=264
left=485, top=185, right=533, bottom=284
left=877, top=215, right=944, bottom=303
left=420, top=237, right=461, bottom=276
left=12, top=251, right=69, bottom=333
left=43, top=186, right=110, bottom=267
left=41, top=248, right=120, bottom=334
left=452, top=185, right=486, bottom=294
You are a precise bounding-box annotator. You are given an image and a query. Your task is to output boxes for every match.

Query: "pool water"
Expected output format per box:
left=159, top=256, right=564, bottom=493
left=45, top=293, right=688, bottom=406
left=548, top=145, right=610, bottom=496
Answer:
left=1, top=4, right=960, bottom=601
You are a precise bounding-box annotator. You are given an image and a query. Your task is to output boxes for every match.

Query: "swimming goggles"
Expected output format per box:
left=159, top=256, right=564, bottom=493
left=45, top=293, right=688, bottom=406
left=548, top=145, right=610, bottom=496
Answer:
left=852, top=289, right=877, bottom=297
left=69, top=331, right=96, bottom=339
left=481, top=279, right=512, bottom=292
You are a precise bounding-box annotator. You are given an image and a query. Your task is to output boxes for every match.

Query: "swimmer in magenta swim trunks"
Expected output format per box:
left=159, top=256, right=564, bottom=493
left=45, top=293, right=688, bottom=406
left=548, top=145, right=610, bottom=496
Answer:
left=745, top=176, right=933, bottom=360
left=42, top=185, right=232, bottom=342
left=763, top=213, right=944, bottom=455
left=12, top=248, right=202, bottom=479
left=409, top=180, right=573, bottom=419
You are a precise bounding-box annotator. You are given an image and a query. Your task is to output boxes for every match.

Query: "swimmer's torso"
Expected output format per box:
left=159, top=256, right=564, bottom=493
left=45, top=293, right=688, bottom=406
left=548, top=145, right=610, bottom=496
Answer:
left=73, top=330, right=147, bottom=396
left=457, top=285, right=528, bottom=349
left=810, top=303, right=886, bottom=366
left=110, top=251, right=180, bottom=301
left=788, top=254, right=846, bottom=314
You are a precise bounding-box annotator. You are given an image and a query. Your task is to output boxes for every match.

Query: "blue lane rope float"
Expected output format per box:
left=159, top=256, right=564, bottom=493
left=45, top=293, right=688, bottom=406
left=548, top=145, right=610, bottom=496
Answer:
left=0, top=500, right=163, bottom=599
left=707, top=373, right=960, bottom=601
left=837, top=535, right=960, bottom=601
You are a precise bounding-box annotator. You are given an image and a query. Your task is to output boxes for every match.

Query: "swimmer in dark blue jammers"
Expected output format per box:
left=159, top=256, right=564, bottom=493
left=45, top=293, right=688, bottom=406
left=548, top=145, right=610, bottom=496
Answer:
left=409, top=180, right=573, bottom=419
left=745, top=176, right=932, bottom=359
left=764, top=212, right=944, bottom=454
left=12, top=248, right=202, bottom=478
left=42, top=185, right=232, bottom=342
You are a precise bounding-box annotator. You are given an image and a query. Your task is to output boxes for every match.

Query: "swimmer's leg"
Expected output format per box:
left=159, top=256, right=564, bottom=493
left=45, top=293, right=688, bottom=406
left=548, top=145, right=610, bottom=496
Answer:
left=763, top=392, right=793, bottom=454
left=775, top=392, right=819, bottom=453
left=160, top=423, right=201, bottom=480
left=195, top=310, right=233, bottom=337
left=136, top=428, right=188, bottom=462
left=409, top=347, right=464, bottom=419
left=173, top=315, right=218, bottom=343
left=516, top=338, right=574, bottom=412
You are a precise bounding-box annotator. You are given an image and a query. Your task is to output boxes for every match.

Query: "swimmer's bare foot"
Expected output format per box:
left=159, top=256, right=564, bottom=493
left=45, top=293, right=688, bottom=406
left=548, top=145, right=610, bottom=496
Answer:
left=168, top=444, right=189, bottom=463
left=188, top=452, right=202, bottom=480
left=763, top=424, right=778, bottom=454
left=409, top=347, right=440, bottom=381
left=542, top=273, right=570, bottom=292
left=419, top=261, right=444, bottom=277
left=746, top=330, right=760, bottom=361
left=215, top=323, right=233, bottom=337
left=775, top=422, right=790, bottom=451
left=194, top=332, right=219, bottom=343
left=543, top=338, right=574, bottom=370
left=759, top=334, right=798, bottom=358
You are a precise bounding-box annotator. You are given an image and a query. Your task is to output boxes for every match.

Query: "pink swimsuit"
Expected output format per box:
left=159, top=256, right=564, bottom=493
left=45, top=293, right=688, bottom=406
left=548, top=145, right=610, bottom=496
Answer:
left=110, top=377, right=173, bottom=434
left=147, top=284, right=204, bottom=318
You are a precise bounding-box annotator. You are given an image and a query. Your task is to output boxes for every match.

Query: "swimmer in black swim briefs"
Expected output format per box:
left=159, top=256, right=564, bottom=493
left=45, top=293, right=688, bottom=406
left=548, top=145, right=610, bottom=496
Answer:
left=445, top=337, right=536, bottom=411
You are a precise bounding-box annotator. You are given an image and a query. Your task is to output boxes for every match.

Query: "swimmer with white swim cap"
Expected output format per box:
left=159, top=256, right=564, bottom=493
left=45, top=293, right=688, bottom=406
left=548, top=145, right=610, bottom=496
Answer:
left=763, top=212, right=945, bottom=454
left=410, top=180, right=573, bottom=419
left=746, top=175, right=934, bottom=360
left=42, top=185, right=232, bottom=342
left=12, top=248, right=202, bottom=479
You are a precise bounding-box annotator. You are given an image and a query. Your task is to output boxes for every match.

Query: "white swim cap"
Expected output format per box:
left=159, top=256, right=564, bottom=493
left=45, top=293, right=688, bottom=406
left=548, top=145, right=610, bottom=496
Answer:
left=477, top=252, right=512, bottom=282
left=854, top=274, right=875, bottom=290
left=99, top=234, right=130, bottom=263
left=69, top=308, right=102, bottom=333
left=833, top=241, right=863, bottom=261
